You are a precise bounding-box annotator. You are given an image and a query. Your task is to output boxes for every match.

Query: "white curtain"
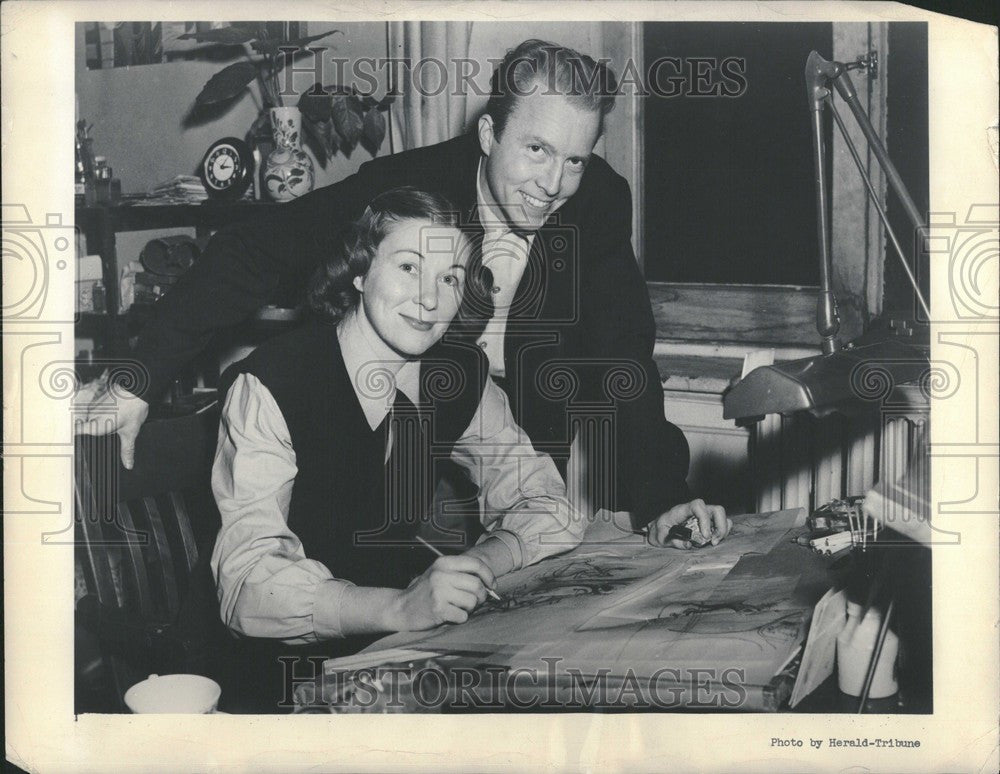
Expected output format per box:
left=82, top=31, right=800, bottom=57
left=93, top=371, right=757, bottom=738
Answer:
left=387, top=22, right=474, bottom=152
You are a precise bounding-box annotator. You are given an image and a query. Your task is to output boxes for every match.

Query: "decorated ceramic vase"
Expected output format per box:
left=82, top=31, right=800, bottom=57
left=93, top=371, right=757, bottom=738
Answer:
left=263, top=107, right=314, bottom=202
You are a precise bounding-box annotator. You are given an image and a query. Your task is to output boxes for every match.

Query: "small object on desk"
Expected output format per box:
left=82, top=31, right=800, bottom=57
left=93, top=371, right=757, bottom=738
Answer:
left=199, top=137, right=255, bottom=200
left=124, top=673, right=221, bottom=714
left=666, top=523, right=691, bottom=542
left=789, top=587, right=846, bottom=707
left=139, top=175, right=210, bottom=204
left=809, top=531, right=852, bottom=556
left=140, top=235, right=200, bottom=276
left=322, top=648, right=443, bottom=675
left=637, top=518, right=714, bottom=546
left=664, top=515, right=713, bottom=546
left=77, top=119, right=98, bottom=204
left=92, top=156, right=121, bottom=203
left=415, top=535, right=502, bottom=602
left=75, top=126, right=90, bottom=199
left=682, top=515, right=713, bottom=546
left=808, top=496, right=864, bottom=533
left=77, top=255, right=105, bottom=314
left=836, top=600, right=898, bottom=700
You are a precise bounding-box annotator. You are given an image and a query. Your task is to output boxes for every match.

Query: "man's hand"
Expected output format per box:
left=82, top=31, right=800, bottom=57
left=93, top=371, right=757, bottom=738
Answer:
left=74, top=374, right=150, bottom=470
left=388, top=555, right=497, bottom=631
left=646, top=498, right=731, bottom=549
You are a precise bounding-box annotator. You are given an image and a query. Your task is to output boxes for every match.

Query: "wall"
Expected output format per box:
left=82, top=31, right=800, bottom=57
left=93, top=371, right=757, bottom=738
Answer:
left=75, top=21, right=621, bottom=274
left=75, top=22, right=389, bottom=195
left=74, top=22, right=617, bottom=196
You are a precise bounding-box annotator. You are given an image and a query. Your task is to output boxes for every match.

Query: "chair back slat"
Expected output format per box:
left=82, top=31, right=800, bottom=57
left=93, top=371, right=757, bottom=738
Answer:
left=74, top=446, right=119, bottom=606
left=75, top=404, right=222, bottom=713
left=143, top=496, right=180, bottom=613
left=169, top=491, right=200, bottom=574
left=114, top=502, right=155, bottom=618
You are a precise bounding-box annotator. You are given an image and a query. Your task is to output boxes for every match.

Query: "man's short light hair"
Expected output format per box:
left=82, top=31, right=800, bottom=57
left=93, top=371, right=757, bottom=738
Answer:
left=486, top=39, right=618, bottom=138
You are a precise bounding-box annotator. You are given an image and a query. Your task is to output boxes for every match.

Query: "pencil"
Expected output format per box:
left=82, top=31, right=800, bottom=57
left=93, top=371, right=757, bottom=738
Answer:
left=415, top=535, right=502, bottom=602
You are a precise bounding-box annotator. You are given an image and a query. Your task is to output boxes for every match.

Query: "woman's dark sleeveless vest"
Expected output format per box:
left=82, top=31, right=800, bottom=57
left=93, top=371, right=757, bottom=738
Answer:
left=220, top=320, right=488, bottom=589
left=214, top=321, right=487, bottom=712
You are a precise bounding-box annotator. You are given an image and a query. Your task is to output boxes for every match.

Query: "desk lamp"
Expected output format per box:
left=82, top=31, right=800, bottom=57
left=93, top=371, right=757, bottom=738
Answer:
left=723, top=51, right=931, bottom=422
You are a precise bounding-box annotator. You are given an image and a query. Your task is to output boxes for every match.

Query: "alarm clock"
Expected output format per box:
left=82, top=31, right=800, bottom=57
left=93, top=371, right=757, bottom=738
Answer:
left=198, top=137, right=254, bottom=199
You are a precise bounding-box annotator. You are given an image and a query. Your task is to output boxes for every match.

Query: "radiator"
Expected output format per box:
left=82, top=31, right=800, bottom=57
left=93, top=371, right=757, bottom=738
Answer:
left=752, top=408, right=929, bottom=514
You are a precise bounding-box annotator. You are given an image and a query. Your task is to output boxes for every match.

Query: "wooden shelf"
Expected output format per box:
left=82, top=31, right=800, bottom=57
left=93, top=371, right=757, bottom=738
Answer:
left=76, top=199, right=278, bottom=232
left=74, top=199, right=287, bottom=380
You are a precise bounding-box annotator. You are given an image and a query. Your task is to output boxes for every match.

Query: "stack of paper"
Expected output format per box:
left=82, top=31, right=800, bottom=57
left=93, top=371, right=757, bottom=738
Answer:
left=133, top=175, right=209, bottom=205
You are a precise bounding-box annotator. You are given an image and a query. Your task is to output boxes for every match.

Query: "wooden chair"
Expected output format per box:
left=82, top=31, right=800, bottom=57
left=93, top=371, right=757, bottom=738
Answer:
left=74, top=404, right=226, bottom=712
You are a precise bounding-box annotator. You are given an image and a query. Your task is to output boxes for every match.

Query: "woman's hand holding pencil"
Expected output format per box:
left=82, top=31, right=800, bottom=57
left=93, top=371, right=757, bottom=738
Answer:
left=387, top=538, right=500, bottom=631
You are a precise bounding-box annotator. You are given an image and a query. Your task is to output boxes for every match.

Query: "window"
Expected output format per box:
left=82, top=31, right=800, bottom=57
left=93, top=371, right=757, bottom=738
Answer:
left=642, top=23, right=833, bottom=286
left=600, top=21, right=928, bottom=347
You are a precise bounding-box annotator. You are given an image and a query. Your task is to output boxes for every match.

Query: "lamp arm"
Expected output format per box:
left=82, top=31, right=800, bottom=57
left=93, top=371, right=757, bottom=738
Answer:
left=826, top=97, right=932, bottom=319
left=806, top=50, right=931, bottom=339
left=831, top=70, right=928, bottom=235
left=806, top=52, right=841, bottom=355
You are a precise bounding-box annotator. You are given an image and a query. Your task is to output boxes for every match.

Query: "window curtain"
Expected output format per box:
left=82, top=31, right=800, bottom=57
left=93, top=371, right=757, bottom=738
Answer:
left=387, top=22, right=474, bottom=152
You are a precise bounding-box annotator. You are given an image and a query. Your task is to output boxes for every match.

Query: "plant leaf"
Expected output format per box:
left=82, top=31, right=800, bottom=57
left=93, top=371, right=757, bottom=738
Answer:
left=285, top=29, right=342, bottom=49
left=321, top=83, right=353, bottom=98
left=178, top=26, right=258, bottom=46
left=299, top=86, right=332, bottom=122
left=246, top=112, right=273, bottom=144
left=346, top=94, right=366, bottom=117
left=195, top=61, right=259, bottom=105
left=377, top=93, right=397, bottom=110
left=332, top=96, right=363, bottom=146
left=361, top=108, right=386, bottom=154
left=254, top=29, right=341, bottom=57
left=325, top=122, right=343, bottom=156
left=301, top=118, right=334, bottom=167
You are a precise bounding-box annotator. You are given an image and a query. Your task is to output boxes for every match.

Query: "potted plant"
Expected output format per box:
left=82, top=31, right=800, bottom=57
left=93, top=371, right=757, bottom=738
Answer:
left=182, top=23, right=392, bottom=199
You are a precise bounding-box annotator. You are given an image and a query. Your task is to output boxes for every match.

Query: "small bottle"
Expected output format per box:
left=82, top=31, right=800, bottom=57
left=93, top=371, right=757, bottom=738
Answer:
left=78, top=121, right=98, bottom=205
left=75, top=136, right=87, bottom=199
left=94, top=157, right=114, bottom=203
left=91, top=280, right=106, bottom=315
left=837, top=601, right=899, bottom=698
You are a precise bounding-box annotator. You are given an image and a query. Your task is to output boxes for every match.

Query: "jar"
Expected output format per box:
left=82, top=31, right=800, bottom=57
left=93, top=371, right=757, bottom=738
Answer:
left=837, top=601, right=899, bottom=698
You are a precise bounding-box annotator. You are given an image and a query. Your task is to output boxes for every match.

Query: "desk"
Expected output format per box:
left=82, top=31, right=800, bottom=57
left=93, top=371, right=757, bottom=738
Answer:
left=294, top=509, right=840, bottom=713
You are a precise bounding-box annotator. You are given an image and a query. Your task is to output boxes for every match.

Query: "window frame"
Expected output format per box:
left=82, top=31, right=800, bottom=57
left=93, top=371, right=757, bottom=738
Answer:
left=601, top=21, right=891, bottom=349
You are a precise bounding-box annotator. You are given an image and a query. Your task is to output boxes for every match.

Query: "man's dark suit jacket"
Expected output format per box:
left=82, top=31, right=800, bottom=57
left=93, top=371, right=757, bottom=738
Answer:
left=135, top=131, right=692, bottom=526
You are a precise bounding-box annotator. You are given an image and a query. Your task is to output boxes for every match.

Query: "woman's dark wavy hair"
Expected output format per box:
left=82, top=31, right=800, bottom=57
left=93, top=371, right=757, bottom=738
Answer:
left=307, top=187, right=493, bottom=327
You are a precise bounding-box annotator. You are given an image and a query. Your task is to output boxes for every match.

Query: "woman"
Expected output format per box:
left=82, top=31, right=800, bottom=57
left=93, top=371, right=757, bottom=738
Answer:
left=210, top=188, right=584, bottom=710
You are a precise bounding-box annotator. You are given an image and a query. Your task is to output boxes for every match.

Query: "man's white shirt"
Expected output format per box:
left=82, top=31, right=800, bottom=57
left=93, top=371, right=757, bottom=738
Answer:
left=475, top=160, right=534, bottom=378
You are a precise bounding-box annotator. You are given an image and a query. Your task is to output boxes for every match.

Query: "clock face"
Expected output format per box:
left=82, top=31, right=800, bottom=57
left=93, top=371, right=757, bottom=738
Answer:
left=208, top=147, right=240, bottom=185
left=199, top=137, right=254, bottom=199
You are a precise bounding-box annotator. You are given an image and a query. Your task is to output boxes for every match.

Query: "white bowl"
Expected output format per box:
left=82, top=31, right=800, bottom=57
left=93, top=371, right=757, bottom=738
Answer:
left=124, top=673, right=221, bottom=714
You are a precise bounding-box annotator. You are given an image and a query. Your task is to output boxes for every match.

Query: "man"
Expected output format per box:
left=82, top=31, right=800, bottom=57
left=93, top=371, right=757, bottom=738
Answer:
left=80, top=39, right=729, bottom=547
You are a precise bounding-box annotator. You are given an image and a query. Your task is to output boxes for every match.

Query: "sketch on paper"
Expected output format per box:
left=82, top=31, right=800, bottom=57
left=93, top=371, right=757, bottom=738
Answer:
left=372, top=510, right=808, bottom=669
left=616, top=604, right=806, bottom=650
left=582, top=572, right=804, bottom=628
left=471, top=558, right=646, bottom=616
